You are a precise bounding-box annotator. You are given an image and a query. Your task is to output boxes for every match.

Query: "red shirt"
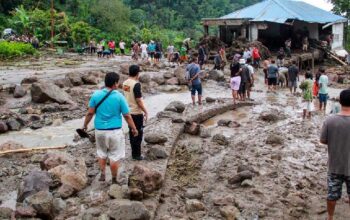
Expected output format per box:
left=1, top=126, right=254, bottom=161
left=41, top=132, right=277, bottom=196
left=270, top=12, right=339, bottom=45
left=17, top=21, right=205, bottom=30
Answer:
left=252, top=48, right=260, bottom=59
left=108, top=41, right=115, bottom=49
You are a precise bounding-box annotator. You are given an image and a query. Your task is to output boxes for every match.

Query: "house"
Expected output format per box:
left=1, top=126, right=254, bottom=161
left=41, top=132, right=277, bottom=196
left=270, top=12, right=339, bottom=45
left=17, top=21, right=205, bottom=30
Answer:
left=202, top=0, right=348, bottom=52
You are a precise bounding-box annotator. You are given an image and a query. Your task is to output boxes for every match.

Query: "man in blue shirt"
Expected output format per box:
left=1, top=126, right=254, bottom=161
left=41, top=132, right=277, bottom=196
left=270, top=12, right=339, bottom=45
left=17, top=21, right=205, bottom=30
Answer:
left=187, top=57, right=203, bottom=105
left=83, top=72, right=138, bottom=184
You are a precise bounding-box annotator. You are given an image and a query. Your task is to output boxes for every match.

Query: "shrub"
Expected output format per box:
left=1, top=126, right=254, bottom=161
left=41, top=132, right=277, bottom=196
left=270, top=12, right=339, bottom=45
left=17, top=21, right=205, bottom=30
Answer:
left=0, top=41, right=36, bottom=59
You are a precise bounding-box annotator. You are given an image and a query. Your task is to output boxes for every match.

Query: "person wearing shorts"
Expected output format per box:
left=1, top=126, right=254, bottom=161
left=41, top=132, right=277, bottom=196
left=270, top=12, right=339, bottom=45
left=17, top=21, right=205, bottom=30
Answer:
left=319, top=70, right=329, bottom=112
left=230, top=71, right=241, bottom=105
left=288, top=60, right=299, bottom=94
left=187, top=57, right=202, bottom=105
left=83, top=72, right=138, bottom=184
left=267, top=60, right=278, bottom=91
left=320, top=89, right=350, bottom=220
left=301, top=72, right=313, bottom=119
left=119, top=40, right=125, bottom=55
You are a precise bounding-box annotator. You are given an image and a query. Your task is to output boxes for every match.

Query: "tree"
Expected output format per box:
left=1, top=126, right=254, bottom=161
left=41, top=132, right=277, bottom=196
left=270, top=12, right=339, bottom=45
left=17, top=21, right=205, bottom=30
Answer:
left=9, top=5, right=32, bottom=35
left=71, top=21, right=91, bottom=44
left=329, top=0, right=349, bottom=19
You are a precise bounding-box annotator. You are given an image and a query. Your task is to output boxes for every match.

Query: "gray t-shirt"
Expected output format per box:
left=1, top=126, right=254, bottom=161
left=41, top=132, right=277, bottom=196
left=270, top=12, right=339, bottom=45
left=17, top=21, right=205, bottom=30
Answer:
left=320, top=115, right=350, bottom=176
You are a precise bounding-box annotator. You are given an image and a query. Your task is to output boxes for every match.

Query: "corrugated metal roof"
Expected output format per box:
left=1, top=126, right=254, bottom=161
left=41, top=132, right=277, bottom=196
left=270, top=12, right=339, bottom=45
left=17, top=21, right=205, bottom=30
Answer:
left=220, top=0, right=347, bottom=24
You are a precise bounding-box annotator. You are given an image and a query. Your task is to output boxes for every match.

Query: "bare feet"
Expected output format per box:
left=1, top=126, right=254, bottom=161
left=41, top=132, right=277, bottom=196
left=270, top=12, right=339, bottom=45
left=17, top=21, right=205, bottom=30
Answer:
left=99, top=173, right=106, bottom=182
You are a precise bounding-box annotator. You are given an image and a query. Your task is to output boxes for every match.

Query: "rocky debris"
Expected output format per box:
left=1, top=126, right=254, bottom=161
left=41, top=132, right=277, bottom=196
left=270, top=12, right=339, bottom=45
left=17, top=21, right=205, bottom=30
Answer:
left=164, top=101, right=186, bottom=113
left=266, top=134, right=284, bottom=145
left=217, top=119, right=232, bottom=127
left=52, top=198, right=66, bottom=214
left=41, top=152, right=74, bottom=170
left=54, top=78, right=73, bottom=88
left=259, top=112, right=285, bottom=123
left=0, top=121, right=8, bottom=133
left=166, top=77, right=179, bottom=85
left=219, top=205, right=241, bottom=220
left=185, top=188, right=203, bottom=200
left=15, top=206, right=37, bottom=218
left=184, top=122, right=200, bottom=135
left=13, top=85, right=27, bottom=98
left=120, top=63, right=130, bottom=75
left=212, top=134, right=229, bottom=145
left=241, top=179, right=254, bottom=187
left=163, top=71, right=174, bottom=79
left=213, top=196, right=236, bottom=206
left=129, top=188, right=144, bottom=201
left=21, top=76, right=38, bottom=84
left=0, top=207, right=13, bottom=219
left=17, top=170, right=52, bottom=202
left=6, top=119, right=21, bottom=131
left=66, top=72, right=83, bottom=86
left=57, top=184, right=75, bottom=199
left=208, top=70, right=225, bottom=81
left=82, top=72, right=101, bottom=85
left=139, top=74, right=151, bottom=84
left=108, top=200, right=150, bottom=220
left=152, top=75, right=166, bottom=85
left=186, top=199, right=206, bottom=212
left=128, top=165, right=163, bottom=196
left=174, top=67, right=188, bottom=85
left=0, top=141, right=23, bottom=151
left=144, top=133, right=168, bottom=144
left=199, top=125, right=212, bottom=138
left=228, top=170, right=254, bottom=185
left=158, top=85, right=182, bottom=92
left=31, top=82, right=73, bottom=104
left=146, top=146, right=168, bottom=160
left=108, top=184, right=126, bottom=199
left=205, top=97, right=216, bottom=103
left=24, top=190, right=54, bottom=219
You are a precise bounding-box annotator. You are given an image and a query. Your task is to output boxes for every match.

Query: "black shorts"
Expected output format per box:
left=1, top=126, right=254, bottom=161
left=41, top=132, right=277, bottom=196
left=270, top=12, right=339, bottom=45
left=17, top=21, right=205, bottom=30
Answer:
left=120, top=49, right=125, bottom=54
left=155, top=52, right=161, bottom=59
left=327, top=173, right=350, bottom=201
left=239, top=82, right=246, bottom=94
left=268, top=78, right=277, bottom=86
left=150, top=52, right=155, bottom=58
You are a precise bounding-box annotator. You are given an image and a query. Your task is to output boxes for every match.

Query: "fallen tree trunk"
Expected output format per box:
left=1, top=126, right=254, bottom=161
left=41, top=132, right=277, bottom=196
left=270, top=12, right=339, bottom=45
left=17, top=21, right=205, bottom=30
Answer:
left=0, top=145, right=67, bottom=156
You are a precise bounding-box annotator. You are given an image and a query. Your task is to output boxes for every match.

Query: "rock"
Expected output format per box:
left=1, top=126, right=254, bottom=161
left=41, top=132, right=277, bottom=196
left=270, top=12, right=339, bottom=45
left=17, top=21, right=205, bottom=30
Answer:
left=6, top=119, right=21, bottom=131
left=24, top=191, right=54, bottom=219
left=213, top=196, right=236, bottom=206
left=146, top=146, right=168, bottom=160
left=41, top=152, right=74, bottom=170
left=212, top=134, right=229, bottom=145
left=82, top=73, right=100, bottom=85
left=174, top=67, right=187, bottom=85
left=31, top=82, right=73, bottom=104
left=184, top=122, right=200, bottom=135
left=29, top=114, right=41, bottom=121
left=128, top=165, right=163, bottom=194
left=163, top=71, right=174, bottom=79
left=158, top=85, right=182, bottom=92
left=266, top=134, right=284, bottom=145
left=120, top=63, right=130, bottom=75
left=0, top=121, right=8, bottom=133
left=185, top=199, right=206, bottom=212
left=205, top=97, right=216, bottom=103
left=57, top=184, right=75, bottom=199
left=17, top=170, right=52, bottom=202
left=52, top=198, right=66, bottom=214
left=15, top=206, right=37, bottom=218
left=14, top=85, right=27, bottom=98
left=185, top=188, right=203, bottom=200
left=30, top=123, right=44, bottom=130
left=139, top=74, right=151, bottom=83
left=217, top=119, right=232, bottom=127
left=228, top=170, right=254, bottom=184
left=152, top=75, right=165, bottom=85
left=108, top=184, right=124, bottom=199
left=241, top=179, right=254, bottom=187
left=144, top=133, right=168, bottom=144
left=199, top=125, right=212, bottom=138
left=52, top=119, right=63, bottom=126
left=208, top=70, right=225, bottom=81
left=164, top=101, right=186, bottom=113
left=54, top=78, right=73, bottom=88
left=108, top=200, right=150, bottom=220
left=219, top=205, right=241, bottom=220
left=0, top=141, right=23, bottom=151
left=0, top=207, right=13, bottom=219
left=129, top=188, right=144, bottom=201
left=166, top=77, right=179, bottom=85
left=66, top=72, right=83, bottom=86
left=21, top=76, right=38, bottom=84
left=259, top=113, right=280, bottom=123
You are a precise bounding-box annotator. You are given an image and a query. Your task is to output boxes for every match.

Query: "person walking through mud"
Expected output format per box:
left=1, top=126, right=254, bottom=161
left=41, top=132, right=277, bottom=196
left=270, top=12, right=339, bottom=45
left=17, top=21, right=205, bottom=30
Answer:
left=230, top=62, right=241, bottom=105
left=319, top=69, right=329, bottom=112
left=245, top=58, right=255, bottom=100
left=300, top=72, right=313, bottom=119
left=238, top=59, right=250, bottom=101
left=83, top=72, right=138, bottom=184
left=320, top=89, right=350, bottom=220
left=267, top=60, right=279, bottom=91
left=119, top=40, right=126, bottom=56
left=186, top=57, right=203, bottom=105
left=198, top=44, right=206, bottom=70
left=288, top=60, right=299, bottom=95
left=123, top=65, right=148, bottom=161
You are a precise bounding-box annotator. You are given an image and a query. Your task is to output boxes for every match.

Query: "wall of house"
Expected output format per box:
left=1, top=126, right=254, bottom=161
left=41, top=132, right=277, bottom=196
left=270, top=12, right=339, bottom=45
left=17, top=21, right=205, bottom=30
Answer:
left=332, top=22, right=344, bottom=50
left=250, top=24, right=258, bottom=41
left=293, top=20, right=319, bottom=40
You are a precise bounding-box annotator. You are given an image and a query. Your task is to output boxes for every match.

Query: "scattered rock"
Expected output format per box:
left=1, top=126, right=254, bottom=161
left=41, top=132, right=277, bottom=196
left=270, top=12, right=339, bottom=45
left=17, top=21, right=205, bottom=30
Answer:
left=241, top=179, right=254, bottom=187
left=213, top=196, right=236, bottom=206
left=41, top=152, right=73, bottom=170
left=212, top=134, right=229, bottom=145
left=266, top=134, right=284, bottom=145
left=108, top=184, right=124, bottom=199
left=164, top=101, right=186, bottom=113
left=54, top=78, right=73, bottom=88
left=57, top=184, right=75, bottom=199
left=0, top=121, right=8, bottom=133
left=219, top=205, right=241, bottom=220
left=129, top=188, right=144, bottom=201
left=153, top=75, right=165, bottom=85
left=217, top=119, right=232, bottom=127
left=15, top=206, right=37, bottom=218
left=199, top=125, right=212, bottom=138
left=184, top=122, right=200, bottom=135
left=17, top=170, right=52, bottom=202
left=21, top=76, right=38, bottom=84
left=208, top=70, right=225, bottom=81
left=186, top=199, right=206, bottom=212
left=144, top=133, right=168, bottom=144
left=24, top=191, right=54, bottom=219
left=120, top=64, right=130, bottom=75
left=82, top=72, right=100, bottom=85
left=128, top=165, right=163, bottom=195
left=13, top=85, right=27, bottom=98
left=185, top=188, right=203, bottom=200
left=139, top=74, right=151, bottom=83
left=228, top=170, right=254, bottom=185
left=52, top=198, right=66, bottom=214
left=163, top=71, right=174, bottom=79
left=205, top=97, right=216, bottom=103
left=66, top=72, right=83, bottom=86
left=174, top=67, right=187, bottom=85
left=166, top=77, right=179, bottom=85
left=0, top=207, right=13, bottom=219
left=6, top=119, right=21, bottom=131
left=108, top=200, right=150, bottom=220
left=259, top=113, right=281, bottom=123
left=146, top=146, right=168, bottom=160
left=0, top=141, right=23, bottom=151
left=31, top=82, right=74, bottom=104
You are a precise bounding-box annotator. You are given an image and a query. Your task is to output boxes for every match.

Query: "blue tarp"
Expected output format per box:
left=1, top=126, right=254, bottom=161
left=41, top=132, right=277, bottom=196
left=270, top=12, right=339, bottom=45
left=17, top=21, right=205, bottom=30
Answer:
left=221, top=0, right=347, bottom=24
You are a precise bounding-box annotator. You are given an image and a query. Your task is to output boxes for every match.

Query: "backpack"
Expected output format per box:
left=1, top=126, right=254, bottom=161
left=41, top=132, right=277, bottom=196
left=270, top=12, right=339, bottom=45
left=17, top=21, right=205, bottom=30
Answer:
left=241, top=66, right=251, bottom=83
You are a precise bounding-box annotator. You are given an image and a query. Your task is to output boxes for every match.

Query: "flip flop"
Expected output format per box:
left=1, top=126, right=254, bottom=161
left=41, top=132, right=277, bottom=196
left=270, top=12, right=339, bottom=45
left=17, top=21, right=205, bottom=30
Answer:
left=76, top=129, right=90, bottom=138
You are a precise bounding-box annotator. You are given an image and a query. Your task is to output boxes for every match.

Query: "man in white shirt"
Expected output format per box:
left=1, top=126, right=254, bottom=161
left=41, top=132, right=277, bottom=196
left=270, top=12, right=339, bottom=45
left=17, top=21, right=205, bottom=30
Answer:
left=167, top=44, right=174, bottom=62
left=119, top=40, right=126, bottom=56
left=140, top=42, right=148, bottom=60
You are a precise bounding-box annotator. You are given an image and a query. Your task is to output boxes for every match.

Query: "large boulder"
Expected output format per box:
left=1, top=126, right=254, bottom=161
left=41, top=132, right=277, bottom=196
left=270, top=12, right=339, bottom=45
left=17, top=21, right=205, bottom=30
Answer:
left=163, top=71, right=174, bottom=79
left=17, top=170, right=52, bottom=202
left=166, top=77, right=179, bottom=85
left=21, top=76, right=38, bottom=84
left=145, top=146, right=168, bottom=160
left=174, top=67, right=187, bottom=85
left=0, top=121, right=8, bottom=133
left=120, top=64, right=130, bottom=75
left=152, top=75, right=166, bottom=85
left=144, top=133, right=168, bottom=144
left=139, top=74, right=151, bottom=84
left=128, top=165, right=163, bottom=195
left=108, top=200, right=150, bottom=220
left=31, top=82, right=73, bottom=104
left=82, top=72, right=101, bottom=85
left=54, top=78, right=73, bottom=88
left=65, top=72, right=83, bottom=86
left=13, top=85, right=27, bottom=98
left=208, top=70, right=225, bottom=81
left=24, top=191, right=54, bottom=219
left=164, top=101, right=186, bottom=113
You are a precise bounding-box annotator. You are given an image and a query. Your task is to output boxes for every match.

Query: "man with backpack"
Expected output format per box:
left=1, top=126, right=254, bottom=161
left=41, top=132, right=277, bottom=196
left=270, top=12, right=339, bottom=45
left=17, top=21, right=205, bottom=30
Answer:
left=83, top=72, right=138, bottom=184
left=238, top=59, right=251, bottom=101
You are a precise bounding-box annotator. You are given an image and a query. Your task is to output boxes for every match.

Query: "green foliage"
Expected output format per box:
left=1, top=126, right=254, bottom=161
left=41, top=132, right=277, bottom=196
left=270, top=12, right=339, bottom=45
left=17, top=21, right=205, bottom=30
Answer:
left=0, top=41, right=36, bottom=59
left=9, top=5, right=32, bottom=35
left=71, top=21, right=92, bottom=45
left=330, top=0, right=349, bottom=19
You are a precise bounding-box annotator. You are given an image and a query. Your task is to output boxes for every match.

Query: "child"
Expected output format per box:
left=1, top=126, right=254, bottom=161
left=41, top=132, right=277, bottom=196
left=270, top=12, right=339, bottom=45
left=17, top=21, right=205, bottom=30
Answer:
left=300, top=72, right=313, bottom=119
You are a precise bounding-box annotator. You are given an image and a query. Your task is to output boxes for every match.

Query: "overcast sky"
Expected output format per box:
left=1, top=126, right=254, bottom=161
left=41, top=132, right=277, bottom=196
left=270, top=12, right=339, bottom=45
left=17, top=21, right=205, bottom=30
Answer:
left=297, top=0, right=334, bottom=11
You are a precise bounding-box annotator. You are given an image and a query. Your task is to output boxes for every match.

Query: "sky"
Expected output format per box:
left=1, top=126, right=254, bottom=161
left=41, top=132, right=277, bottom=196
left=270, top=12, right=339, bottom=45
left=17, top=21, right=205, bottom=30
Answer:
left=297, top=0, right=334, bottom=11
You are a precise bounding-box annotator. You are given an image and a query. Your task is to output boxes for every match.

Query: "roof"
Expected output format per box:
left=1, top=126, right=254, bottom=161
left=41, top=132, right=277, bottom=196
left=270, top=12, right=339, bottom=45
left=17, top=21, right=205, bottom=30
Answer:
left=220, top=0, right=347, bottom=24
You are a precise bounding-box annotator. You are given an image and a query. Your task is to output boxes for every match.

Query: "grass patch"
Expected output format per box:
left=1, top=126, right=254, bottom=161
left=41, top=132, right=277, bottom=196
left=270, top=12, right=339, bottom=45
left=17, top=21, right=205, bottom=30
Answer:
left=0, top=41, right=36, bottom=59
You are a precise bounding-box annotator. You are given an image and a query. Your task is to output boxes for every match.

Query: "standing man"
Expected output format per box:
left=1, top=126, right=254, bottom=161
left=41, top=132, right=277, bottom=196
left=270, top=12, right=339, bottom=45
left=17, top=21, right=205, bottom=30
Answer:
left=245, top=58, right=255, bottom=100
left=320, top=89, right=350, bottom=220
left=123, top=65, right=148, bottom=161
left=267, top=60, right=279, bottom=91
left=83, top=72, right=138, bottom=184
left=167, top=43, right=175, bottom=62
left=319, top=69, right=329, bottom=112
left=186, top=57, right=202, bottom=105
left=108, top=40, right=116, bottom=57
left=119, top=40, right=126, bottom=56
left=140, top=42, right=148, bottom=61
left=285, top=38, right=292, bottom=58
left=198, top=44, right=206, bottom=70
left=252, top=47, right=261, bottom=68
left=288, top=60, right=299, bottom=95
